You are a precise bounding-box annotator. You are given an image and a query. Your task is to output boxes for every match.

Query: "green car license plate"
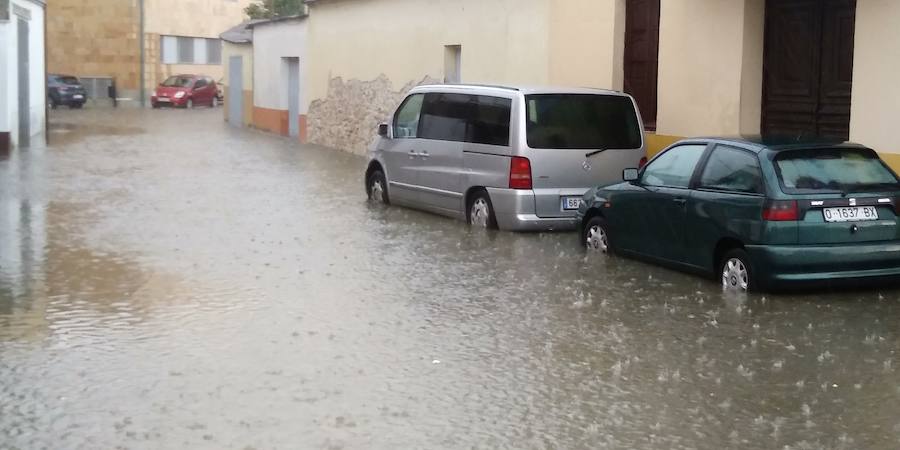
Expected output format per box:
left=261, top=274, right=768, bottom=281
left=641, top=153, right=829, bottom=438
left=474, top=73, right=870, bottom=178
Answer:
left=822, top=206, right=878, bottom=222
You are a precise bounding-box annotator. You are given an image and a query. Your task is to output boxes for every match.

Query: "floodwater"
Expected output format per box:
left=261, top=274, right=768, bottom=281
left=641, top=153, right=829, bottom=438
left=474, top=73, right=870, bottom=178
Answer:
left=2, top=108, right=900, bottom=450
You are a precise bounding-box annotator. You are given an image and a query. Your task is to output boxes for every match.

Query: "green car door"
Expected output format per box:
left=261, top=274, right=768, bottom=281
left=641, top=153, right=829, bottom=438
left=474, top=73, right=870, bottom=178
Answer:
left=627, top=144, right=709, bottom=262
left=684, top=145, right=767, bottom=271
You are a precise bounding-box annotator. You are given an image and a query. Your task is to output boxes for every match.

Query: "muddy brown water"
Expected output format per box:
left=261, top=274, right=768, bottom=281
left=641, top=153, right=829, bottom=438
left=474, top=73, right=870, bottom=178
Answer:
left=2, top=108, right=899, bottom=449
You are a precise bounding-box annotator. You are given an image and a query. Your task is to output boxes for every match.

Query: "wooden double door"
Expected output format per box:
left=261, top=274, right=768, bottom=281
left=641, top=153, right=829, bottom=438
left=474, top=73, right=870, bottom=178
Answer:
left=762, top=0, right=857, bottom=140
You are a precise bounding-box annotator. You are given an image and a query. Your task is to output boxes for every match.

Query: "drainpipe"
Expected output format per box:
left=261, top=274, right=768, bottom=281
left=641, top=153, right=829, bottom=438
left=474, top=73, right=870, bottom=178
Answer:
left=138, top=0, right=145, bottom=107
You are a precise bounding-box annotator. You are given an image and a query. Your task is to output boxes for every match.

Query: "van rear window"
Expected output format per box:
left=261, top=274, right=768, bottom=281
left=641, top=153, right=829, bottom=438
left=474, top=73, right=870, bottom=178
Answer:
left=525, top=94, right=641, bottom=150
left=774, top=148, right=900, bottom=193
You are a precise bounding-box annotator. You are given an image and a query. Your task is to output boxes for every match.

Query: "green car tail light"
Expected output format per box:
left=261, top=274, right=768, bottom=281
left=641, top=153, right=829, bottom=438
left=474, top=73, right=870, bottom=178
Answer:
left=763, top=200, right=799, bottom=221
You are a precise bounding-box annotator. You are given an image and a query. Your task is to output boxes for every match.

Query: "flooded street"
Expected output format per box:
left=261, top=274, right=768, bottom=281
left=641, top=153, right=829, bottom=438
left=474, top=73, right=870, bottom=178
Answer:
left=3, top=108, right=900, bottom=449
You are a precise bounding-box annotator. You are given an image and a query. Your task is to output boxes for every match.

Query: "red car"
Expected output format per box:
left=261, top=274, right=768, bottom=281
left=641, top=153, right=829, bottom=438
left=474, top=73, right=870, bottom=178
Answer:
left=151, top=75, right=219, bottom=109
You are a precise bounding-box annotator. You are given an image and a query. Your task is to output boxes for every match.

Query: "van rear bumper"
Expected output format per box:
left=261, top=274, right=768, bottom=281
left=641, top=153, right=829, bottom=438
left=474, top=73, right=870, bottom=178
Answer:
left=487, top=187, right=578, bottom=232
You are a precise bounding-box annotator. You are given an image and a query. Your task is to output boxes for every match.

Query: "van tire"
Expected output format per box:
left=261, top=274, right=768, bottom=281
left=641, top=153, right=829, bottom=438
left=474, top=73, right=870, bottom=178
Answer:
left=468, top=190, right=497, bottom=229
left=366, top=170, right=390, bottom=204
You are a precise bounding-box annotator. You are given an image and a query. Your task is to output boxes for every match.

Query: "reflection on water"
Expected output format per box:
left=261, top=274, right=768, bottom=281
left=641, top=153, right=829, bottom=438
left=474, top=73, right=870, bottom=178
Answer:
left=2, top=108, right=900, bottom=449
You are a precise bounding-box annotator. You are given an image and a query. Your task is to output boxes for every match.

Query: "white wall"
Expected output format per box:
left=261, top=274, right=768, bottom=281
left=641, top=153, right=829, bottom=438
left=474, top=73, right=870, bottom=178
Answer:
left=252, top=19, right=308, bottom=112
left=3, top=0, right=46, bottom=148
left=0, top=22, right=8, bottom=138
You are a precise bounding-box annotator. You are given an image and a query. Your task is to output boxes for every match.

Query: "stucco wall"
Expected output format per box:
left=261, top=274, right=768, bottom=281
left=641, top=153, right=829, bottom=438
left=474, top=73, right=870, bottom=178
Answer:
left=3, top=0, right=46, bottom=147
left=144, top=0, right=252, bottom=38
left=308, top=0, right=549, bottom=103
left=548, top=0, right=624, bottom=90
left=306, top=0, right=557, bottom=153
left=0, top=18, right=8, bottom=143
left=222, top=42, right=253, bottom=87
left=222, top=41, right=254, bottom=126
left=656, top=0, right=762, bottom=138
left=251, top=19, right=308, bottom=139
left=252, top=20, right=308, bottom=111
left=851, top=0, right=900, bottom=159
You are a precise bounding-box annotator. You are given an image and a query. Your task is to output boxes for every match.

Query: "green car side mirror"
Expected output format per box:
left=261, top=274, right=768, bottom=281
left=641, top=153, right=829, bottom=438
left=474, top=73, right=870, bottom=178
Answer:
left=623, top=168, right=639, bottom=182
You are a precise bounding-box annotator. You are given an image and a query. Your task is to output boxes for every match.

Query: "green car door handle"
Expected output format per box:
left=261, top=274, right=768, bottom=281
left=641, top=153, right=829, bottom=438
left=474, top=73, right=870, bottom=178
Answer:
left=673, top=198, right=687, bottom=207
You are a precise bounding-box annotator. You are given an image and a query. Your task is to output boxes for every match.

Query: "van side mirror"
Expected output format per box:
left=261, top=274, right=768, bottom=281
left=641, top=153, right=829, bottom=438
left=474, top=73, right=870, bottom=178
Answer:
left=378, top=123, right=389, bottom=137
left=623, top=168, right=639, bottom=182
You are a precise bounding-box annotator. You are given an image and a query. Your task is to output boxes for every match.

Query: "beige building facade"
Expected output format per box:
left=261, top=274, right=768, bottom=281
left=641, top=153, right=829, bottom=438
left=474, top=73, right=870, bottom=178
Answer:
left=251, top=17, right=308, bottom=140
left=304, top=0, right=900, bottom=172
left=221, top=40, right=254, bottom=127
left=47, top=0, right=252, bottom=106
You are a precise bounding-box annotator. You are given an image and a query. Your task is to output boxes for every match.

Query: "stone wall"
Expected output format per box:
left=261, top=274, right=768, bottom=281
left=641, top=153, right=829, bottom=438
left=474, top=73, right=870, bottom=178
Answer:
left=307, top=75, right=439, bottom=155
left=46, top=0, right=140, bottom=91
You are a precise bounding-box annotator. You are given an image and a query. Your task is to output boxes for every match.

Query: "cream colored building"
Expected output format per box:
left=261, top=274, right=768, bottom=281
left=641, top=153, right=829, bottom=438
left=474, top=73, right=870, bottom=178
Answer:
left=47, top=0, right=252, bottom=106
left=250, top=16, right=308, bottom=140
left=304, top=0, right=900, bottom=172
left=220, top=20, right=258, bottom=127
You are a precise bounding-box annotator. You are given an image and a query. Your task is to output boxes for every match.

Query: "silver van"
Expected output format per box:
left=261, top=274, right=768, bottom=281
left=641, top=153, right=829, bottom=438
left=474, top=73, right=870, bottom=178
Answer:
left=364, top=84, right=646, bottom=231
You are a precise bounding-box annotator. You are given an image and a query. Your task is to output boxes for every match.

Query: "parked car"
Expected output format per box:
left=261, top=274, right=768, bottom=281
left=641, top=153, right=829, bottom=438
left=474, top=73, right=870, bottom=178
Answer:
left=47, top=74, right=87, bottom=109
left=578, top=137, right=900, bottom=292
left=151, top=75, right=219, bottom=109
left=364, top=84, right=646, bottom=231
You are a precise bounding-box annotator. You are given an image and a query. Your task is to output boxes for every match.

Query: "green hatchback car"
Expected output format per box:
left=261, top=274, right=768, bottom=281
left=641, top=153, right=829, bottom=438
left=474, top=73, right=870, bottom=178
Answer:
left=577, top=137, right=900, bottom=292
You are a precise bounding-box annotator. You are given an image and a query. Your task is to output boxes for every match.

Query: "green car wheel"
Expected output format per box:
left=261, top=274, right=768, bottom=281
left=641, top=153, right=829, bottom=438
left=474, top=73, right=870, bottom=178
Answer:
left=720, top=248, right=754, bottom=292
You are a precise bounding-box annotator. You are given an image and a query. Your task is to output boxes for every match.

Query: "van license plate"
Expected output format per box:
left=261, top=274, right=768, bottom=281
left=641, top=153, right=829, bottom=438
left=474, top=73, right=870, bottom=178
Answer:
left=822, top=206, right=878, bottom=222
left=561, top=197, right=583, bottom=211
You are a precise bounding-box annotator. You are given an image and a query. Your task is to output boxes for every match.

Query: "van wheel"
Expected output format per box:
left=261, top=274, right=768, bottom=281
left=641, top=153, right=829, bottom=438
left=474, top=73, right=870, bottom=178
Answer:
left=468, top=190, right=497, bottom=229
left=720, top=248, right=755, bottom=292
left=366, top=170, right=389, bottom=204
left=583, top=216, right=611, bottom=254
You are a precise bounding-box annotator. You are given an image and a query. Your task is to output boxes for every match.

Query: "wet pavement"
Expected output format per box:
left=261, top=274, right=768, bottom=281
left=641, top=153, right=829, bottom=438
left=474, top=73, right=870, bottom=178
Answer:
left=2, top=107, right=900, bottom=449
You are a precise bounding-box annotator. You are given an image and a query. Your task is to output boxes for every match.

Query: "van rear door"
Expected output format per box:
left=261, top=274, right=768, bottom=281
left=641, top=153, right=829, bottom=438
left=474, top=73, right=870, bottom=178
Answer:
left=523, top=93, right=645, bottom=218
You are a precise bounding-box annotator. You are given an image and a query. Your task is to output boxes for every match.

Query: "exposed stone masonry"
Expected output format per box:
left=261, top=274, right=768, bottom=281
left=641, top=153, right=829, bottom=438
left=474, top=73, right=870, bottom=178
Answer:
left=307, top=74, right=440, bottom=155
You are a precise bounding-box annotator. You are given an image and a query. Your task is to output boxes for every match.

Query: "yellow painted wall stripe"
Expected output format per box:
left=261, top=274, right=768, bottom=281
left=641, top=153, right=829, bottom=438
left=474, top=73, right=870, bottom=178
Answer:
left=644, top=132, right=900, bottom=173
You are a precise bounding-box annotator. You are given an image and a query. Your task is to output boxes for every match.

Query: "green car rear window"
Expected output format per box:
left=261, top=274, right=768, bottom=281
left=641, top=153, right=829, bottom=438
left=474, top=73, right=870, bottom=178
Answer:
left=774, top=148, right=900, bottom=194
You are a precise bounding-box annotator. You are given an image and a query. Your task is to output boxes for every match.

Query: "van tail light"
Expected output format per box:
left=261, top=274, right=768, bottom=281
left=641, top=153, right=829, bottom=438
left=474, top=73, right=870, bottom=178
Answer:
left=509, top=156, right=532, bottom=190
left=762, top=200, right=799, bottom=221
left=638, top=156, right=648, bottom=168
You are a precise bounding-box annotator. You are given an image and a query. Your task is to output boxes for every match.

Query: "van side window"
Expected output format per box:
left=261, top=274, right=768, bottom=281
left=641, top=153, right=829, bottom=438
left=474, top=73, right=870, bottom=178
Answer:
left=469, top=95, right=511, bottom=146
left=393, top=94, right=424, bottom=138
left=699, top=145, right=763, bottom=194
left=419, top=93, right=469, bottom=142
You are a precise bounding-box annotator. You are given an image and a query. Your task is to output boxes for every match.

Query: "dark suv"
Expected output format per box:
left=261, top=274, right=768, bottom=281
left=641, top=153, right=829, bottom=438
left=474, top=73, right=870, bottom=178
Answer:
left=48, top=74, right=87, bottom=109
